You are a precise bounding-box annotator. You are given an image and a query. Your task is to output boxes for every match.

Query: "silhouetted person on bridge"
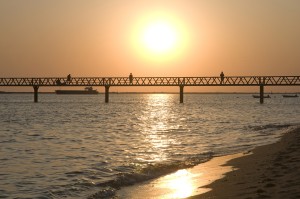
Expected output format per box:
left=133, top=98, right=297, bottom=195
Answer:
left=220, top=71, right=224, bottom=84
left=67, top=74, right=71, bottom=83
left=56, top=79, right=61, bottom=86
left=129, top=73, right=133, bottom=84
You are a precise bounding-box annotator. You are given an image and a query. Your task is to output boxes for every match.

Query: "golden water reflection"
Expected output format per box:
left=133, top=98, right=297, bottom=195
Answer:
left=129, top=95, right=242, bottom=198
left=139, top=94, right=179, bottom=163
left=164, top=169, right=197, bottom=198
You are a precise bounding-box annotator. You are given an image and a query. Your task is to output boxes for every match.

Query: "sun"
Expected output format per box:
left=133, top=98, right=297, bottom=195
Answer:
left=142, top=21, right=178, bottom=54
left=129, top=12, right=191, bottom=62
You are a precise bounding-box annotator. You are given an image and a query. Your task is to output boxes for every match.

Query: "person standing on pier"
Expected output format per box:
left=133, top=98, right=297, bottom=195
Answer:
left=129, top=73, right=133, bottom=84
left=67, top=74, right=71, bottom=83
left=56, top=79, right=61, bottom=86
left=220, top=71, right=225, bottom=84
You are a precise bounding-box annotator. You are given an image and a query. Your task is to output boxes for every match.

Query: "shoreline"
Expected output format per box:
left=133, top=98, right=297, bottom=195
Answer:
left=191, top=126, right=300, bottom=199
left=115, top=153, right=244, bottom=199
left=115, top=126, right=300, bottom=199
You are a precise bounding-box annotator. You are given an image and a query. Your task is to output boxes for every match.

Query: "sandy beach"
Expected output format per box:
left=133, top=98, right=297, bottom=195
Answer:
left=191, top=126, right=300, bottom=199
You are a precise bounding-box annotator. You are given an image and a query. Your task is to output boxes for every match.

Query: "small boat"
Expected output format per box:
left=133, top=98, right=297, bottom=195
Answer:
left=252, top=95, right=271, bottom=98
left=55, top=87, right=99, bottom=94
left=282, top=94, right=298, bottom=98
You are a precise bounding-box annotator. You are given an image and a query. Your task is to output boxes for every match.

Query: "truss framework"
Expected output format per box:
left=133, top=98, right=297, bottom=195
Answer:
left=1, top=76, right=300, bottom=87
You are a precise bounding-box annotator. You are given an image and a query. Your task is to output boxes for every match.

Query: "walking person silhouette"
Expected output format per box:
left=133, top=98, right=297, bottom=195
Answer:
left=67, top=74, right=71, bottom=83
left=129, top=73, right=133, bottom=84
left=220, top=71, right=224, bottom=84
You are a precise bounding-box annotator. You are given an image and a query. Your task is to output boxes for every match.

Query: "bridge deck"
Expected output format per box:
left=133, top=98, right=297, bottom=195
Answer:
left=1, top=76, right=300, bottom=86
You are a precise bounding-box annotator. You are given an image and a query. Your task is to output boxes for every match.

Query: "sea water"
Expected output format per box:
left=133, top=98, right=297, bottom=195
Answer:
left=0, top=93, right=299, bottom=198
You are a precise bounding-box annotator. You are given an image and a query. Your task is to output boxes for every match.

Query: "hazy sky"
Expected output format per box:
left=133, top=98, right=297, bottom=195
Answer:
left=1, top=0, right=300, bottom=92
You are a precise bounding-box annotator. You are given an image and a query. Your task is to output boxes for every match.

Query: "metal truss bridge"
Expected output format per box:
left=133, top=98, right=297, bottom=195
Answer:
left=1, top=76, right=299, bottom=103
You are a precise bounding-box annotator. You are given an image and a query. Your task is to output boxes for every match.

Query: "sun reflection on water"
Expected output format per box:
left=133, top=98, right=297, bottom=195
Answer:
left=166, top=169, right=195, bottom=198
left=139, top=94, right=178, bottom=163
left=133, top=94, right=209, bottom=198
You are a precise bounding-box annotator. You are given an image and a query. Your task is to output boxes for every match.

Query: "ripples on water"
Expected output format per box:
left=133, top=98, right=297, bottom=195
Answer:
left=0, top=93, right=299, bottom=198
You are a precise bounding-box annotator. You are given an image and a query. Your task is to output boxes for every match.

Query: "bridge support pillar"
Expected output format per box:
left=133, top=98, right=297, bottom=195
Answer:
left=259, top=84, right=264, bottom=104
left=179, top=86, right=184, bottom=103
left=33, top=86, right=39, bottom=103
left=105, top=86, right=110, bottom=103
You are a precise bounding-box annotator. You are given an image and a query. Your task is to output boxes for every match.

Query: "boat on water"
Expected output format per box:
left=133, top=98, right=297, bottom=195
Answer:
left=282, top=94, right=298, bottom=98
left=252, top=94, right=271, bottom=98
left=55, top=87, right=99, bottom=94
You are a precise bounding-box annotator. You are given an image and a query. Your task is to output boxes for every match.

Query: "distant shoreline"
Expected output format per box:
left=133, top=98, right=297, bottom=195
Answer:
left=0, top=91, right=298, bottom=94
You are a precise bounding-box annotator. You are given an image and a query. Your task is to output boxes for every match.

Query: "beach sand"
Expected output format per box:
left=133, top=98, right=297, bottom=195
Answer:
left=190, top=126, right=300, bottom=199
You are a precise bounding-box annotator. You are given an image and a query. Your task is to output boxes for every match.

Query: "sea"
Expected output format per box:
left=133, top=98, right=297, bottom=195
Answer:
left=0, top=93, right=299, bottom=198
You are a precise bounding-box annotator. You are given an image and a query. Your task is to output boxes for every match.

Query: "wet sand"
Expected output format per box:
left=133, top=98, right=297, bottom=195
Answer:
left=191, top=126, right=300, bottom=199
left=116, top=154, right=243, bottom=199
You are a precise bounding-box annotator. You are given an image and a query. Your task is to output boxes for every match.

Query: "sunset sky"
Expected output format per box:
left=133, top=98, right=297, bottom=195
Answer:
left=1, top=0, right=300, bottom=92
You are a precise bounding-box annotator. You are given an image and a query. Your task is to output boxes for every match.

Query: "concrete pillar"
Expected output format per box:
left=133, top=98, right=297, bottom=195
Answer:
left=260, top=84, right=264, bottom=104
left=105, top=86, right=110, bottom=103
left=33, top=86, right=39, bottom=103
left=180, top=85, right=184, bottom=103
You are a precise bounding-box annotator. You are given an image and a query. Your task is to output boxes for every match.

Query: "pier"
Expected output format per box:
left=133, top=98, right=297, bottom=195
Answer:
left=1, top=76, right=299, bottom=103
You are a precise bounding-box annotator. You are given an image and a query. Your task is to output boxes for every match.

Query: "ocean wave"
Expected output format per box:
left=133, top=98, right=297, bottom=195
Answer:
left=87, top=152, right=213, bottom=198
left=247, top=124, right=291, bottom=131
